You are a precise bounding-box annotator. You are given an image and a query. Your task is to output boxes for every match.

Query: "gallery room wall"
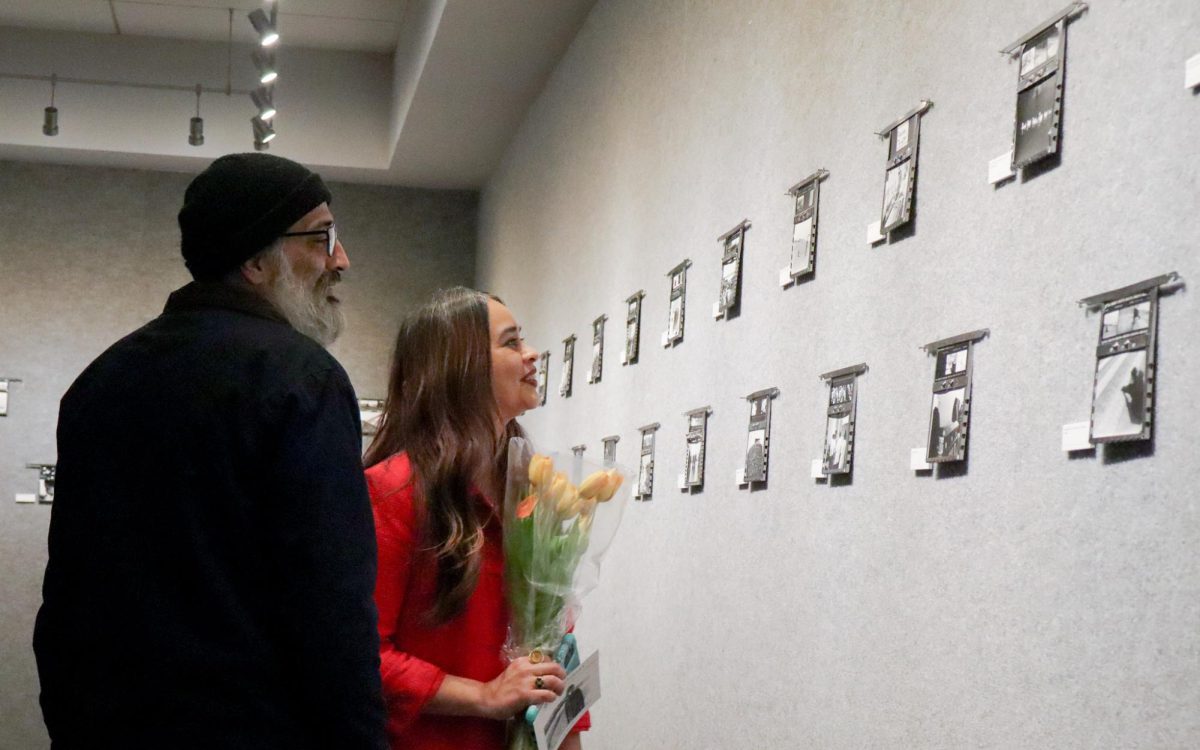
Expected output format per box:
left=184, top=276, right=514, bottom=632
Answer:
left=0, top=159, right=477, bottom=748
left=478, top=0, right=1199, bottom=748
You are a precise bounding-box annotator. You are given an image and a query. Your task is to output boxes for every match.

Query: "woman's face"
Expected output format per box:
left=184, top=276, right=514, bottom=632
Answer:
left=488, top=299, right=540, bottom=426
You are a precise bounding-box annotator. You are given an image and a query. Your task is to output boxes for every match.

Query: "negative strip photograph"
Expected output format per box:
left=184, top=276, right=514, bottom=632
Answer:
left=1019, top=22, right=1061, bottom=87
left=1090, top=291, right=1157, bottom=443
left=636, top=427, right=658, bottom=500
left=927, top=386, right=968, bottom=462
left=1011, top=21, right=1064, bottom=170
left=821, top=375, right=856, bottom=475
left=743, top=392, right=775, bottom=484
left=624, top=291, right=644, bottom=365
left=880, top=159, right=911, bottom=233
left=683, top=410, right=709, bottom=489
left=536, top=351, right=550, bottom=406
left=789, top=180, right=818, bottom=278
left=602, top=435, right=619, bottom=466
left=589, top=315, right=606, bottom=384
left=717, top=227, right=744, bottom=318
left=666, top=262, right=689, bottom=344
left=559, top=336, right=575, bottom=398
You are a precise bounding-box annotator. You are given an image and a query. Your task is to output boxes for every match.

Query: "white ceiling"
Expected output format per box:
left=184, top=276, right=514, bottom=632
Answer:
left=0, top=0, right=598, bottom=187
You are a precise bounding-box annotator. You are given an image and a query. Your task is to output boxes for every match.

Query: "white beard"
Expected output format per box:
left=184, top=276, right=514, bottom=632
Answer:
left=261, top=250, right=345, bottom=346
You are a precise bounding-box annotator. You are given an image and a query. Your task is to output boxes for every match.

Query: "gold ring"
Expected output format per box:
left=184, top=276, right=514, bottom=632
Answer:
left=534, top=677, right=545, bottom=690
left=529, top=649, right=545, bottom=664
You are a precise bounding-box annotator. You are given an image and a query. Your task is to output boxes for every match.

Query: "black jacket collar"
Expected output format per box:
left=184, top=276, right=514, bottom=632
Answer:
left=163, top=281, right=290, bottom=327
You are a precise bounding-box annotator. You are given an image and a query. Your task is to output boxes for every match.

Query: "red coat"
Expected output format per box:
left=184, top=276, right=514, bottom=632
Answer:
left=367, top=453, right=589, bottom=750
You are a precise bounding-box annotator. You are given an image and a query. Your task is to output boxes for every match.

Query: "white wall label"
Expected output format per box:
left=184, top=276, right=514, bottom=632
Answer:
left=779, top=266, right=792, bottom=287
left=810, top=458, right=825, bottom=478
left=989, top=150, right=1016, bottom=184
left=15, top=494, right=36, bottom=504
left=866, top=220, right=885, bottom=244
left=1186, top=53, right=1200, bottom=89
left=910, top=447, right=933, bottom=471
left=1061, top=421, right=1093, bottom=452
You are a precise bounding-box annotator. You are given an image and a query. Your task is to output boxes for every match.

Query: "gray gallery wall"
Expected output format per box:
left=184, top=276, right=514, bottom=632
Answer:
left=478, top=0, right=1200, bottom=748
left=0, top=159, right=477, bottom=748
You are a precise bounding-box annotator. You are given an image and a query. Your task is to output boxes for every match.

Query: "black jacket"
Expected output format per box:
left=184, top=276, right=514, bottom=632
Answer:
left=34, top=282, right=387, bottom=749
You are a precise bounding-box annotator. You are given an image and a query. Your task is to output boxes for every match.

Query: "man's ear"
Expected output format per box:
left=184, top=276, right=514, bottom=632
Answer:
left=239, top=252, right=272, bottom=287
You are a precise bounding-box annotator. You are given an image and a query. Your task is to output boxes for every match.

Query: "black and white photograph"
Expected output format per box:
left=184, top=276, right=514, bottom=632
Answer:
left=588, top=314, right=606, bottom=384
left=936, top=346, right=968, bottom=377
left=1012, top=73, right=1060, bottom=169
left=666, top=261, right=689, bottom=344
left=357, top=398, right=385, bottom=437
left=742, top=389, right=777, bottom=485
left=880, top=159, right=911, bottom=233
left=602, top=435, right=619, bottom=466
left=717, top=225, right=745, bottom=318
left=636, top=426, right=658, bottom=500
left=1019, top=22, right=1061, bottom=85
left=683, top=408, right=710, bottom=489
left=788, top=179, right=819, bottom=278
left=927, top=386, right=968, bottom=462
left=0, top=379, right=8, bottom=417
left=1091, top=350, right=1148, bottom=441
left=889, top=115, right=920, bottom=162
left=537, top=351, right=550, bottom=405
left=821, top=373, right=857, bottom=476
left=624, top=291, right=644, bottom=365
left=559, top=335, right=575, bottom=398
left=1101, top=300, right=1151, bottom=340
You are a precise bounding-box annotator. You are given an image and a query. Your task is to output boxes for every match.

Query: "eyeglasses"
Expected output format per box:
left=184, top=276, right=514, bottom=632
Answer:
left=280, top=223, right=338, bottom=256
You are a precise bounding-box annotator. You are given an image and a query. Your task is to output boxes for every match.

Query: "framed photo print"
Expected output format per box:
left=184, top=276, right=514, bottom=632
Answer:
left=878, top=107, right=924, bottom=234
left=716, top=220, right=750, bottom=320
left=784, top=170, right=827, bottom=283
left=682, top=406, right=712, bottom=491
left=922, top=329, right=989, bottom=464
left=602, top=435, right=620, bottom=466
left=357, top=398, right=385, bottom=437
left=665, top=260, right=692, bottom=347
left=588, top=314, right=607, bottom=384
left=740, top=387, right=779, bottom=487
left=536, top=351, right=550, bottom=406
left=26, top=463, right=56, bottom=504
left=1002, top=4, right=1087, bottom=172
left=1078, top=272, right=1178, bottom=445
left=0, top=379, right=9, bottom=417
left=819, top=363, right=868, bottom=476
left=636, top=423, right=660, bottom=501
left=559, top=335, right=576, bottom=398
left=623, top=290, right=645, bottom=365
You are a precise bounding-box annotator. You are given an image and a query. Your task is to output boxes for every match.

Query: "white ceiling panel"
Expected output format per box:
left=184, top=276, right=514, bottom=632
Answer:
left=273, top=13, right=400, bottom=53
left=114, top=4, right=258, bottom=45
left=0, top=0, right=113, bottom=35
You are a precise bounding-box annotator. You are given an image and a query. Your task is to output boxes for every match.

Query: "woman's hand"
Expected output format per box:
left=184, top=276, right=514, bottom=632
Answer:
left=478, top=656, right=567, bottom=720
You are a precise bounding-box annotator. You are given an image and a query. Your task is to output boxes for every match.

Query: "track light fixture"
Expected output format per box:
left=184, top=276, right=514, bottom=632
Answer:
left=43, top=74, right=58, bottom=136
left=252, top=48, right=277, bottom=85
left=248, top=8, right=279, bottom=47
left=251, top=85, right=276, bottom=121
left=252, top=115, right=276, bottom=149
left=188, top=84, right=204, bottom=146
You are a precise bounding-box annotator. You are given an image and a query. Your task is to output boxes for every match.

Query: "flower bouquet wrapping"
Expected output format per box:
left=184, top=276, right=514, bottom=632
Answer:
left=502, top=436, right=629, bottom=750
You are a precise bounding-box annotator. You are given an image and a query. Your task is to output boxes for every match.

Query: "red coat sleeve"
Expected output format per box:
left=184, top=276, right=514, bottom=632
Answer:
left=368, top=458, right=447, bottom=731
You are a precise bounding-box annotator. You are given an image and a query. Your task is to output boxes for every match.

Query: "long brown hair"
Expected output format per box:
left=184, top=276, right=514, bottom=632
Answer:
left=365, top=286, right=525, bottom=623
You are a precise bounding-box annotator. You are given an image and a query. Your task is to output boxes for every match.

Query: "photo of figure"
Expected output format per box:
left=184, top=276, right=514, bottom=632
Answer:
left=685, top=435, right=703, bottom=485
left=822, top=415, right=851, bottom=475
left=936, top=346, right=969, bottom=377
left=1101, top=300, right=1151, bottom=340
left=537, top=352, right=549, bottom=405
left=668, top=295, right=684, bottom=341
left=590, top=340, right=602, bottom=382
left=1091, top=350, right=1149, bottom=440
left=719, top=256, right=738, bottom=312
left=1013, top=73, right=1059, bottom=168
left=603, top=437, right=618, bottom=465
left=559, top=338, right=574, bottom=397
left=1019, top=23, right=1060, bottom=81
left=637, top=452, right=654, bottom=498
left=927, top=386, right=967, bottom=462
left=624, top=295, right=641, bottom=363
left=744, top=428, right=766, bottom=483
left=880, top=159, right=910, bottom=232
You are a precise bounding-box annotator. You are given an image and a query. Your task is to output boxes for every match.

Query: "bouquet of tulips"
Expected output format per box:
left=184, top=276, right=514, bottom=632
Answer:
left=502, top=437, right=629, bottom=750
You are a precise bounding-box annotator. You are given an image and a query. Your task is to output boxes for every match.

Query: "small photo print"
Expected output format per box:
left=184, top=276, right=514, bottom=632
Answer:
left=358, top=399, right=385, bottom=436
left=685, top=436, right=703, bottom=485
left=1091, top=350, right=1149, bottom=440
left=1101, top=300, right=1151, bottom=340
left=881, top=159, right=910, bottom=232
left=642, top=431, right=654, bottom=449
left=936, top=347, right=969, bottom=377
left=719, top=257, right=738, bottom=311
left=638, top=452, right=654, bottom=497
left=822, top=415, right=851, bottom=474
left=590, top=340, right=602, bottom=383
left=790, top=215, right=814, bottom=274
left=1013, top=74, right=1059, bottom=168
left=537, top=352, right=549, bottom=405
left=1020, top=23, right=1061, bottom=80
left=668, top=296, right=684, bottom=340
left=603, top=439, right=618, bottom=465
left=927, top=386, right=968, bottom=462
left=744, top=427, right=767, bottom=483
left=894, top=120, right=910, bottom=152
left=671, top=271, right=684, bottom=291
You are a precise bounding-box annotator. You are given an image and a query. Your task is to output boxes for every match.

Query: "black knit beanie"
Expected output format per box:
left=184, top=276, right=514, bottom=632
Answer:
left=178, top=153, right=332, bottom=280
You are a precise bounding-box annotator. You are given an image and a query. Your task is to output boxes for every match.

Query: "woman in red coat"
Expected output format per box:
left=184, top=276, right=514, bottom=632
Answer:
left=364, top=287, right=587, bottom=749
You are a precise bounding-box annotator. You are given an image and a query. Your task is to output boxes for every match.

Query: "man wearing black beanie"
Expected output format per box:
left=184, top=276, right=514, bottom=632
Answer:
left=34, top=153, right=388, bottom=749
